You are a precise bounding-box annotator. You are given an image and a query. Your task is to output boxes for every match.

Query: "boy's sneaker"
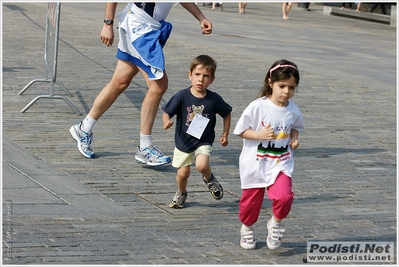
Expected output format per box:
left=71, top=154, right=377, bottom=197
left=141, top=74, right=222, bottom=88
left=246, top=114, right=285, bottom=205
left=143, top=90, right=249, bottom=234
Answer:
left=69, top=122, right=95, bottom=158
left=203, top=173, right=223, bottom=200
left=240, top=224, right=256, bottom=249
left=267, top=219, right=285, bottom=249
left=169, top=191, right=188, bottom=209
left=135, top=144, right=171, bottom=166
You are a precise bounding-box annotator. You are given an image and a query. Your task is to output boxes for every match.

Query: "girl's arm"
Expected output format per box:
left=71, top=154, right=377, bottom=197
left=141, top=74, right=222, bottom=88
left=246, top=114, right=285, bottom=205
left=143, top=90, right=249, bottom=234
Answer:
left=220, top=113, right=231, bottom=146
left=289, top=129, right=299, bottom=150
left=238, top=123, right=275, bottom=140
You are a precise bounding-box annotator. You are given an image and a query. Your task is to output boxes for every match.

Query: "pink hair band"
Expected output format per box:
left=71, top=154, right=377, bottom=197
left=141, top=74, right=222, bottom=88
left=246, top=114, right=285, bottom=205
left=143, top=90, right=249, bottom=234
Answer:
left=269, top=64, right=298, bottom=75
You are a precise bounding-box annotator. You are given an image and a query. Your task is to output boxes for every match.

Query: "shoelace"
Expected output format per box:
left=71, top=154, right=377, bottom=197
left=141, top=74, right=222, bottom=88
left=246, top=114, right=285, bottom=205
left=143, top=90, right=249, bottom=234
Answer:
left=207, top=183, right=221, bottom=193
left=81, top=132, right=93, bottom=149
left=205, top=177, right=221, bottom=192
left=146, top=145, right=164, bottom=157
left=173, top=193, right=186, bottom=203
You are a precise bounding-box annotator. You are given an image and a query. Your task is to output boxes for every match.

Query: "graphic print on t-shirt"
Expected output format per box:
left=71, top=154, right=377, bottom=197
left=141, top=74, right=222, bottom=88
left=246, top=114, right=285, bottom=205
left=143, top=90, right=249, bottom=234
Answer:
left=257, top=122, right=292, bottom=163
left=257, top=141, right=290, bottom=163
left=186, top=105, right=206, bottom=126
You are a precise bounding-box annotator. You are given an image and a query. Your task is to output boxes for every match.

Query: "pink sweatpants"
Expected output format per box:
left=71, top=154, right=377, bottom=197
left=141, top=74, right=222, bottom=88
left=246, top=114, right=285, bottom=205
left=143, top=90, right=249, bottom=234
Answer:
left=238, top=172, right=294, bottom=227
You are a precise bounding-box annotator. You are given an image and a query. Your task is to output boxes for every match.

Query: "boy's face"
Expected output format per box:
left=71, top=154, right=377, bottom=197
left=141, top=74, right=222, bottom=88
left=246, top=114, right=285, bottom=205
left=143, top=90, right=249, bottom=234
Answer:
left=188, top=65, right=215, bottom=93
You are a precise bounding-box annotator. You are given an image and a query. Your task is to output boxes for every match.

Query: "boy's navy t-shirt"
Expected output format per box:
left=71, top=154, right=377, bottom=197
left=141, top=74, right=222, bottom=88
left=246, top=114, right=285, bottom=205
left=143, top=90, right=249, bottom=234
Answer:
left=162, top=87, right=232, bottom=153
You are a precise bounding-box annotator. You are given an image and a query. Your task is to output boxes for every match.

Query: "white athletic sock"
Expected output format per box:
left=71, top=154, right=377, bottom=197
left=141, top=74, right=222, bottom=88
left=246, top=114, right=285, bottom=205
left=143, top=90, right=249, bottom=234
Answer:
left=81, top=115, right=97, bottom=133
left=140, top=133, right=152, bottom=150
left=271, top=216, right=281, bottom=227
left=242, top=224, right=253, bottom=230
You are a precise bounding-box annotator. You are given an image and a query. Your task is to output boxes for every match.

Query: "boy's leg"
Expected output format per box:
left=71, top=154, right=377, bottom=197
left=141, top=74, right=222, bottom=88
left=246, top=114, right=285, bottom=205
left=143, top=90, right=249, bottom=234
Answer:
left=195, top=146, right=224, bottom=200
left=169, top=148, right=193, bottom=208
left=195, top=153, right=211, bottom=179
left=176, top=166, right=190, bottom=193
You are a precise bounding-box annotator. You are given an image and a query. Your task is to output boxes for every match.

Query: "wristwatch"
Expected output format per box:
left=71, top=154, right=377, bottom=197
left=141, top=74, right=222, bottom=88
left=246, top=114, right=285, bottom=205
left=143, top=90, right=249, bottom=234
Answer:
left=104, top=19, right=113, bottom=25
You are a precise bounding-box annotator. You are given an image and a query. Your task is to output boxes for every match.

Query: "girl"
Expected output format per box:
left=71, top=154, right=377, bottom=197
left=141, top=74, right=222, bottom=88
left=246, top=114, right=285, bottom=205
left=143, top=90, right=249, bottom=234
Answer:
left=233, top=59, right=304, bottom=250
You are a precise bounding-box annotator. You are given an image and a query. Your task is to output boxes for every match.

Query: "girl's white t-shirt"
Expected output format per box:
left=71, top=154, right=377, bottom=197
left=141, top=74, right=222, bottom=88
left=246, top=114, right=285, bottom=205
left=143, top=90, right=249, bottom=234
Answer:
left=233, top=97, right=304, bottom=189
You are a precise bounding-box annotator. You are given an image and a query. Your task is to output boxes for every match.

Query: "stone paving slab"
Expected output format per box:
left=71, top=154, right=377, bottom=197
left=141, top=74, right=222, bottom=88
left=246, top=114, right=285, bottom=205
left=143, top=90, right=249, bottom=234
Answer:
left=2, top=2, right=397, bottom=265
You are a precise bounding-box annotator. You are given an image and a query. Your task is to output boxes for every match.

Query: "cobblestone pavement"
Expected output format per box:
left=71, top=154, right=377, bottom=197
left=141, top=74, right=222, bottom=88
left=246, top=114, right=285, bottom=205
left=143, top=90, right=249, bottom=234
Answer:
left=2, top=2, right=397, bottom=265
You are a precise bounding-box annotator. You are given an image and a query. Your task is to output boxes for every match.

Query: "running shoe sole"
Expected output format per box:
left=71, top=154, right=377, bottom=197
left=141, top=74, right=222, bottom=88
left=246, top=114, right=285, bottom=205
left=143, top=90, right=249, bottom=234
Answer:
left=134, top=155, right=170, bottom=166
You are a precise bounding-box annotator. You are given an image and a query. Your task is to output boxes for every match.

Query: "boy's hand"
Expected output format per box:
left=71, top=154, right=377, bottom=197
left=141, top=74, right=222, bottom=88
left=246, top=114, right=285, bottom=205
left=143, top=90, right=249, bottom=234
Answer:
left=163, top=120, right=173, bottom=130
left=220, top=135, right=228, bottom=146
left=290, top=139, right=299, bottom=150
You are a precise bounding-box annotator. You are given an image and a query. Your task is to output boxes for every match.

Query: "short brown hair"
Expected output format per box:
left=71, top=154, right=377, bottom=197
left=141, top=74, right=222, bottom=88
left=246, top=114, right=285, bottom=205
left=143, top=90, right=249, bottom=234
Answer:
left=190, top=55, right=217, bottom=78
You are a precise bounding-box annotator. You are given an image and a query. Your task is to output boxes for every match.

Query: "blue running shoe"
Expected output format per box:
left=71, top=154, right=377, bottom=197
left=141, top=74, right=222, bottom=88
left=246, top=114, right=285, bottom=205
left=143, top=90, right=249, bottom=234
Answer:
left=135, top=144, right=171, bottom=166
left=69, top=122, right=95, bottom=158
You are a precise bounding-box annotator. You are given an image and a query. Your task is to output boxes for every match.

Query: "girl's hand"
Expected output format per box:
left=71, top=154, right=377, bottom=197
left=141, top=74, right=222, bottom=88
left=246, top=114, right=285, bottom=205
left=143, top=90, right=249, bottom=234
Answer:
left=258, top=123, right=275, bottom=140
left=290, top=139, right=299, bottom=150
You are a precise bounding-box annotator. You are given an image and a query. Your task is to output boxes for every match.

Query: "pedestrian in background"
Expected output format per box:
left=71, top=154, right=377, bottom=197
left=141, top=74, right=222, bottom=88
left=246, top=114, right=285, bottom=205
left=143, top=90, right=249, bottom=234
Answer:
left=341, top=2, right=353, bottom=10
left=234, top=59, right=304, bottom=250
left=355, top=2, right=362, bottom=12
left=238, top=2, right=247, bottom=14
left=370, top=3, right=387, bottom=14
left=212, top=2, right=223, bottom=11
left=282, top=2, right=293, bottom=19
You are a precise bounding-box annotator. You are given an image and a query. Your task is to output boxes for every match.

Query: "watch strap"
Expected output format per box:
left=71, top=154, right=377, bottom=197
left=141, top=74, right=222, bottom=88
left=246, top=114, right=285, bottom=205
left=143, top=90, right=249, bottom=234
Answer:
left=104, top=19, right=113, bottom=25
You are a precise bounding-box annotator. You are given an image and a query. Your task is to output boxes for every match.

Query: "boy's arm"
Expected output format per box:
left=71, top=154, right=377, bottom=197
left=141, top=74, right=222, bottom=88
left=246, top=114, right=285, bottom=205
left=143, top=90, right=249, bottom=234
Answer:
left=220, top=113, right=231, bottom=146
left=289, top=129, right=299, bottom=150
left=162, top=112, right=173, bottom=130
left=179, top=3, right=212, bottom=34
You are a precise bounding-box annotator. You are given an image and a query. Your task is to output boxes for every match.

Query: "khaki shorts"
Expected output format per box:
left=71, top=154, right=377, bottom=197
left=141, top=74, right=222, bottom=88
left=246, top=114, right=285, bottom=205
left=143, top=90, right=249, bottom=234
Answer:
left=172, top=145, right=212, bottom=168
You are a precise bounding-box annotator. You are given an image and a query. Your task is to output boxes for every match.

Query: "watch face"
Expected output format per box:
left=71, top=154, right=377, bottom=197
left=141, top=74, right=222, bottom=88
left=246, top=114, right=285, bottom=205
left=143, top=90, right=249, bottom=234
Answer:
left=104, top=19, right=113, bottom=25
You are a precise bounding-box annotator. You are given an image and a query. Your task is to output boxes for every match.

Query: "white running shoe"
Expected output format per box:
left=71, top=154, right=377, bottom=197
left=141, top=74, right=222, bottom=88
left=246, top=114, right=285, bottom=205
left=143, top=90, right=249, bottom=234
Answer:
left=267, top=219, right=285, bottom=249
left=69, top=122, right=95, bottom=158
left=135, top=144, right=171, bottom=166
left=240, top=224, right=256, bottom=250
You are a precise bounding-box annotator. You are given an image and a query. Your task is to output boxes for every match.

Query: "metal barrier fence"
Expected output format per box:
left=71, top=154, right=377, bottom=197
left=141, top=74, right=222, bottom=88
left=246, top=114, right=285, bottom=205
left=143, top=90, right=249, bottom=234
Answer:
left=18, top=2, right=82, bottom=115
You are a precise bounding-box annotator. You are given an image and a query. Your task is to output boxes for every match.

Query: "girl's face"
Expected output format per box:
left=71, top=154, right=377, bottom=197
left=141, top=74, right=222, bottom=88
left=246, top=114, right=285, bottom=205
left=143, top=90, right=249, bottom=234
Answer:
left=188, top=65, right=215, bottom=96
left=268, top=76, right=297, bottom=107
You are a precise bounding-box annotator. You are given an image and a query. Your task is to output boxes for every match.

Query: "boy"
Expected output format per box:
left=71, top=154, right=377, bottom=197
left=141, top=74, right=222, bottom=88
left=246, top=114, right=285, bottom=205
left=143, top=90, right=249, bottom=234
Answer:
left=162, top=55, right=232, bottom=208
